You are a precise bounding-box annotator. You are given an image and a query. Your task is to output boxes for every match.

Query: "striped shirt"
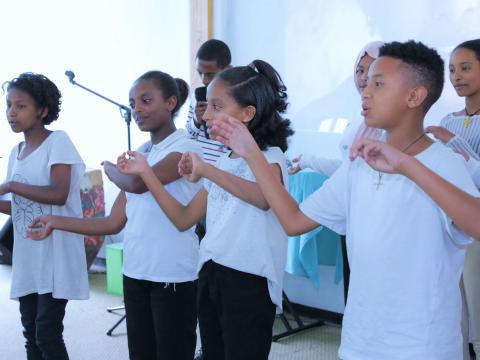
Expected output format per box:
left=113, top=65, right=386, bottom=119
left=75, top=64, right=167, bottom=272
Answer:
left=441, top=113, right=480, bottom=160
left=185, top=99, right=229, bottom=163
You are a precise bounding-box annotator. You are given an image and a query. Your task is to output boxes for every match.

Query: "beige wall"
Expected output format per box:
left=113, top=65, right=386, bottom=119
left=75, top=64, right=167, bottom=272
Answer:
left=190, top=0, right=213, bottom=90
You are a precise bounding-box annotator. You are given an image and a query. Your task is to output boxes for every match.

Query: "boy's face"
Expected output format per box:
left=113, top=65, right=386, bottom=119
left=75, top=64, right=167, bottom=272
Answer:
left=195, top=59, right=224, bottom=87
left=361, top=56, right=411, bottom=130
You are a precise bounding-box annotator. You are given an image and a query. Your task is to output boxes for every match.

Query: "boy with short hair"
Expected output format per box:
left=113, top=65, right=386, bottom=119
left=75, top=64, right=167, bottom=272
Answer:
left=210, top=40, right=479, bottom=359
left=186, top=39, right=231, bottom=163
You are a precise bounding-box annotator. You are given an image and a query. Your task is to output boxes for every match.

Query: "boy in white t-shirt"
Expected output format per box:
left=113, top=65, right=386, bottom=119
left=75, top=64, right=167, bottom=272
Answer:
left=210, top=40, right=479, bottom=360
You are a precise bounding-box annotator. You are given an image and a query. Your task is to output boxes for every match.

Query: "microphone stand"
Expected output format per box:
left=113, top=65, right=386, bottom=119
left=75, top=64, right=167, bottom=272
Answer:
left=65, top=71, right=132, bottom=150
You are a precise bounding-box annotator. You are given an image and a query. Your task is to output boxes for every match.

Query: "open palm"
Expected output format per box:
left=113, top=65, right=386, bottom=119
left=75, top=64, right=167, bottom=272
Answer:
left=26, top=216, right=53, bottom=241
left=210, top=116, right=257, bottom=159
left=117, top=151, right=149, bottom=175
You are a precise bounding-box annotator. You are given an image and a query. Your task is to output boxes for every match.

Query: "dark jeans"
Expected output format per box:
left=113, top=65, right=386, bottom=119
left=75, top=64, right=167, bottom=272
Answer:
left=123, top=275, right=197, bottom=360
left=19, top=293, right=69, bottom=360
left=198, top=261, right=276, bottom=360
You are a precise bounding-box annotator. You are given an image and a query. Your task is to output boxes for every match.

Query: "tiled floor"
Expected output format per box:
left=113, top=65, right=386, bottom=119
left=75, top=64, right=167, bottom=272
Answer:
left=0, top=265, right=341, bottom=359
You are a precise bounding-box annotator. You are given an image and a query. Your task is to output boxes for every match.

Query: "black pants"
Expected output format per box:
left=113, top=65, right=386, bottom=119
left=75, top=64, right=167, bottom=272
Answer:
left=123, top=275, right=197, bottom=360
left=198, top=261, right=276, bottom=360
left=19, top=293, right=69, bottom=360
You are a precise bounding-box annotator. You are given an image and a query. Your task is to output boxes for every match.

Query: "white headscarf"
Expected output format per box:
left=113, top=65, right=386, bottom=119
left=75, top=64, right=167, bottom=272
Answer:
left=354, top=41, right=385, bottom=73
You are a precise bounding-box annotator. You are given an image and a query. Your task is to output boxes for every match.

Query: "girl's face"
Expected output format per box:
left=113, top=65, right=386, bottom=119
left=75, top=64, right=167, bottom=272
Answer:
left=203, top=79, right=255, bottom=132
left=6, top=88, right=46, bottom=133
left=449, top=48, right=480, bottom=98
left=355, top=54, right=375, bottom=94
left=129, top=79, right=176, bottom=132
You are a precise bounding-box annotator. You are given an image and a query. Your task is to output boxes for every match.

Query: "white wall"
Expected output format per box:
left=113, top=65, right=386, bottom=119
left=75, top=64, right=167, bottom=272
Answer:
left=213, top=0, right=480, bottom=313
left=214, top=0, right=480, bottom=160
left=0, top=0, right=190, bottom=232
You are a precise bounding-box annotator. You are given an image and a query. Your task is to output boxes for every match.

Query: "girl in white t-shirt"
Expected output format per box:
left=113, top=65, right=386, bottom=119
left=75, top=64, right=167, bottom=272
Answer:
left=29, top=71, right=203, bottom=360
left=0, top=73, right=88, bottom=359
left=116, top=59, right=293, bottom=360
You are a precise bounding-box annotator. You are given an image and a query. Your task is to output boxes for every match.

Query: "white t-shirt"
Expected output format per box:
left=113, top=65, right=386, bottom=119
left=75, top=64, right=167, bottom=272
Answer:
left=300, top=142, right=479, bottom=360
left=6, top=131, right=89, bottom=300
left=123, top=129, right=203, bottom=283
left=199, top=147, right=288, bottom=312
left=466, top=157, right=480, bottom=189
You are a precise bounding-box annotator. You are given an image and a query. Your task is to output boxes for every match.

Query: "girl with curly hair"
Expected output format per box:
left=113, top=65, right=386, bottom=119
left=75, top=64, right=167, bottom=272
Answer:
left=116, top=59, right=294, bottom=360
left=0, top=72, right=88, bottom=359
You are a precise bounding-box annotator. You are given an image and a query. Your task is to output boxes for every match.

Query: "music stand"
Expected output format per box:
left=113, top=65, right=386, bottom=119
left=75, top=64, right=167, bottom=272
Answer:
left=64, top=70, right=132, bottom=150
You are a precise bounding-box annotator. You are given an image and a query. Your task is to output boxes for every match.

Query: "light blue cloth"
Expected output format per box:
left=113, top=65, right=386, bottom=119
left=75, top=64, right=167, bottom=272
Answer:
left=285, top=171, right=343, bottom=288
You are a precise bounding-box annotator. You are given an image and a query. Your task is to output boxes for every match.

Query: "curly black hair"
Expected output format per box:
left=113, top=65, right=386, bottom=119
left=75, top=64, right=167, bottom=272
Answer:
left=454, top=39, right=480, bottom=61
left=215, top=59, right=294, bottom=152
left=135, top=71, right=189, bottom=118
left=379, top=40, right=444, bottom=113
left=3, top=72, right=62, bottom=124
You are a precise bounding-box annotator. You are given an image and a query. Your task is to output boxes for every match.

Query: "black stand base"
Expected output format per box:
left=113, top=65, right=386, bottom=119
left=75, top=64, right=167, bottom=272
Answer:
left=272, top=292, right=325, bottom=342
left=106, top=305, right=126, bottom=336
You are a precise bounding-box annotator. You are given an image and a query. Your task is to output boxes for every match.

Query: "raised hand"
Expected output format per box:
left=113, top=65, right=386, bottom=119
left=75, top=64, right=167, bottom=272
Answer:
left=178, top=152, right=205, bottom=183
left=288, top=155, right=303, bottom=175
left=116, top=151, right=149, bottom=175
left=209, top=116, right=258, bottom=159
left=351, top=139, right=411, bottom=174
left=26, top=216, right=53, bottom=241
left=425, top=126, right=454, bottom=143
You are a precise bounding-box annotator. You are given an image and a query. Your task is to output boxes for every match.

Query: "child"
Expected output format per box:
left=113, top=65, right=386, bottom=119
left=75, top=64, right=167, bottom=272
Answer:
left=0, top=73, right=88, bottom=359
left=186, top=39, right=232, bottom=360
left=186, top=39, right=231, bottom=163
left=426, top=39, right=480, bottom=160
left=116, top=59, right=293, bottom=360
left=210, top=41, right=479, bottom=359
left=29, top=71, right=202, bottom=360
left=289, top=41, right=384, bottom=175
left=425, top=39, right=480, bottom=358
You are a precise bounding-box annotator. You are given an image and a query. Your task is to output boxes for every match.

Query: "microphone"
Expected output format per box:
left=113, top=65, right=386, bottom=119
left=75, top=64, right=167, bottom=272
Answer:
left=65, top=70, right=75, bottom=84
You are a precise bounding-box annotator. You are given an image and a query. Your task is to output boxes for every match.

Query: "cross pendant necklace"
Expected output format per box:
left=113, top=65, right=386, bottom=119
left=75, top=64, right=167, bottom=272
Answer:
left=375, top=132, right=426, bottom=190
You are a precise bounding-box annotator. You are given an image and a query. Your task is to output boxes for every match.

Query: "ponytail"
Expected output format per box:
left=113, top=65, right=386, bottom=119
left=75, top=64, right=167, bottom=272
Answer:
left=216, top=60, right=294, bottom=151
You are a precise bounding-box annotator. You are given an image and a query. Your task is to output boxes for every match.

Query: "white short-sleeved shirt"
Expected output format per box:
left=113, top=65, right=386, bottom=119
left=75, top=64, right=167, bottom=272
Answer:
left=199, top=147, right=288, bottom=312
left=7, top=131, right=89, bottom=300
left=300, top=142, right=479, bottom=360
left=123, top=129, right=203, bottom=283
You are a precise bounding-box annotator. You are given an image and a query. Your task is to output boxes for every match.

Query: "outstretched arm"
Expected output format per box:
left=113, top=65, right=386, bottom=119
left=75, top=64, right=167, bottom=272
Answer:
left=210, top=118, right=320, bottom=236
left=351, top=139, right=480, bottom=239
left=28, top=192, right=127, bottom=240
left=103, top=152, right=182, bottom=194
left=117, top=151, right=206, bottom=231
